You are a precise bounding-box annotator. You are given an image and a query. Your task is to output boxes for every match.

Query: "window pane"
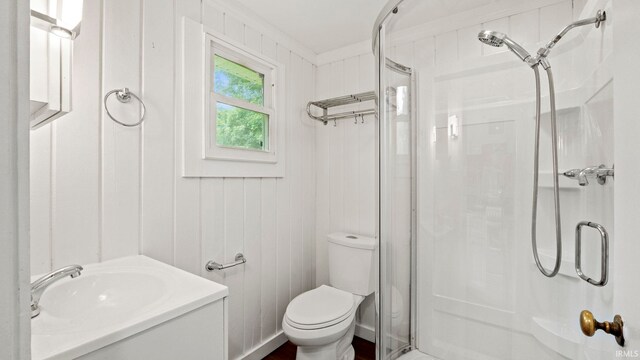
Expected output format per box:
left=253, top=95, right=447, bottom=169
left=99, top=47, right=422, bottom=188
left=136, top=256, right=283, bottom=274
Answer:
left=216, top=102, right=268, bottom=151
left=214, top=55, right=265, bottom=106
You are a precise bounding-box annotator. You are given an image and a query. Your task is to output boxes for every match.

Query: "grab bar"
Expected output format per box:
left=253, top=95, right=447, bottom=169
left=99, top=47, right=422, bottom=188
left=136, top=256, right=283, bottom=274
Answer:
left=575, top=221, right=608, bottom=286
left=205, top=253, right=246, bottom=271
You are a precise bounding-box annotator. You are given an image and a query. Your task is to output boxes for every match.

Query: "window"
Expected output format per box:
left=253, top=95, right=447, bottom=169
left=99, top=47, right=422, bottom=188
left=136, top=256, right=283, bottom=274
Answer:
left=206, top=38, right=279, bottom=165
left=181, top=20, right=285, bottom=177
left=213, top=54, right=269, bottom=151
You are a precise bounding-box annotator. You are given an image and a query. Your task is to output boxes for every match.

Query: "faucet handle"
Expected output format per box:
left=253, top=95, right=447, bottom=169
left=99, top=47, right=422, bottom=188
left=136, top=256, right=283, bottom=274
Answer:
left=595, top=165, right=614, bottom=185
left=563, top=169, right=581, bottom=179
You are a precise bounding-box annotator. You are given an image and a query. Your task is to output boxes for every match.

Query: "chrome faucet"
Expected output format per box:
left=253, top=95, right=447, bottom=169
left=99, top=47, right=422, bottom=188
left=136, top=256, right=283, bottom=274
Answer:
left=563, top=164, right=614, bottom=186
left=578, top=165, right=604, bottom=186
left=30, top=265, right=83, bottom=318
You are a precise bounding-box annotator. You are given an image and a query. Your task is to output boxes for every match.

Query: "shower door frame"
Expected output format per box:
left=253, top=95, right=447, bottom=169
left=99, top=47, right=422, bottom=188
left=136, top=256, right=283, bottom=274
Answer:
left=375, top=4, right=418, bottom=357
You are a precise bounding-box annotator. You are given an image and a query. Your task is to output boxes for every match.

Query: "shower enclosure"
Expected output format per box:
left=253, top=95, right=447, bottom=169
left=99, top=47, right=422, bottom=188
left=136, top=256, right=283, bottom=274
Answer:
left=374, top=0, right=640, bottom=359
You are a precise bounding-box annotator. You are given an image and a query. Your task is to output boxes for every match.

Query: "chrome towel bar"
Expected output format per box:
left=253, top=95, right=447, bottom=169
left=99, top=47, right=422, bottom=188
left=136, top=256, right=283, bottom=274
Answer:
left=205, top=253, right=246, bottom=271
left=306, top=91, right=376, bottom=125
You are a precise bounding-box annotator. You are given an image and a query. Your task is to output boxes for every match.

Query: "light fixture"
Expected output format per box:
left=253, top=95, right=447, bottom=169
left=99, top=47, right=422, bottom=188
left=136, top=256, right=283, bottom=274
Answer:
left=30, top=0, right=83, bottom=39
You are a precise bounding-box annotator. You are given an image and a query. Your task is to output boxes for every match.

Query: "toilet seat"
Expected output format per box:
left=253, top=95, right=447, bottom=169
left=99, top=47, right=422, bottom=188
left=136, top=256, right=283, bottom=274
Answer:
left=285, top=285, right=356, bottom=330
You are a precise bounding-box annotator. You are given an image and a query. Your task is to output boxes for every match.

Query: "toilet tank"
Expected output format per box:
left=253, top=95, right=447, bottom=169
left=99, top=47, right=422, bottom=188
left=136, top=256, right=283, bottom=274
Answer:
left=327, top=233, right=377, bottom=296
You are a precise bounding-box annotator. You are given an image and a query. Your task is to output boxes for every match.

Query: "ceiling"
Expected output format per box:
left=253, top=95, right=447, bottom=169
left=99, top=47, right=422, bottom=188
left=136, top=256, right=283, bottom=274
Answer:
left=229, top=0, right=388, bottom=54
left=229, top=0, right=504, bottom=55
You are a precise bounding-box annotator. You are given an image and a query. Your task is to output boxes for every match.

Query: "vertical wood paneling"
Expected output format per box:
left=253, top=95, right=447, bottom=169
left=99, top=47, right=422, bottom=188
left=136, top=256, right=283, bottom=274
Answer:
left=201, top=178, right=225, bottom=284
left=243, top=178, right=262, bottom=352
left=357, top=54, right=376, bottom=237
left=289, top=53, right=304, bottom=301
left=275, top=44, right=292, bottom=333
left=32, top=1, right=317, bottom=359
left=315, top=53, right=378, bottom=336
left=244, top=26, right=262, bottom=54
left=141, top=0, right=175, bottom=265
left=30, top=124, right=52, bottom=274
left=314, top=63, right=333, bottom=286
left=259, top=28, right=279, bottom=344
left=101, top=0, right=141, bottom=261
left=173, top=0, right=203, bottom=275
left=50, top=0, right=102, bottom=268
left=343, top=56, right=360, bottom=235
left=328, top=61, right=345, bottom=237
left=302, top=60, right=317, bottom=292
left=173, top=176, right=201, bottom=274
left=260, top=178, right=278, bottom=340
left=223, top=13, right=244, bottom=43
left=202, top=4, right=223, bottom=33
left=224, top=178, right=245, bottom=359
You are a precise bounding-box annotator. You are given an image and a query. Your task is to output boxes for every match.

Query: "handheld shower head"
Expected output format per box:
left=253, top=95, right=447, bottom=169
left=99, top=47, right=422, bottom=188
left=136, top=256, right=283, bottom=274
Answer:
left=478, top=30, right=506, bottom=47
left=478, top=30, right=533, bottom=65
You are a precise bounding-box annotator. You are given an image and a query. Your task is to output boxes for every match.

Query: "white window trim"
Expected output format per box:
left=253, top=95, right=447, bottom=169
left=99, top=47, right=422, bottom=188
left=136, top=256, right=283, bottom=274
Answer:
left=206, top=40, right=277, bottom=163
left=180, top=17, right=286, bottom=178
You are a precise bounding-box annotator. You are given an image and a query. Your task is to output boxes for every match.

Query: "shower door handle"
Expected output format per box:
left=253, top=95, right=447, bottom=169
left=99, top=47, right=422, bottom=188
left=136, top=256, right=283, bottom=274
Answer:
left=580, top=310, right=625, bottom=346
left=575, top=221, right=609, bottom=286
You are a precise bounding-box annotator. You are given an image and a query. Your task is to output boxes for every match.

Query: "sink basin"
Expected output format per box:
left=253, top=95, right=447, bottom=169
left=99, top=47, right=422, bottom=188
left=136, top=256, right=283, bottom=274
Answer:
left=33, top=269, right=168, bottom=334
left=31, top=255, right=228, bottom=360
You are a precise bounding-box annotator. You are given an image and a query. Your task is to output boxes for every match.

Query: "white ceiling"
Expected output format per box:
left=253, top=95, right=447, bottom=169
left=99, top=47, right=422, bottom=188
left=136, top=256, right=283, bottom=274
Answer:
left=229, top=0, right=505, bottom=55
left=229, top=0, right=388, bottom=54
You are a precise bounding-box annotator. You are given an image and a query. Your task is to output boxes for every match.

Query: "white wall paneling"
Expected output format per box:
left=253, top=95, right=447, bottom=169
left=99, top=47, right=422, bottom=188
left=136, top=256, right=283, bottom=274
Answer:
left=30, top=0, right=317, bottom=358
left=30, top=0, right=143, bottom=274
left=144, top=1, right=318, bottom=358
left=0, top=0, right=30, bottom=357
left=314, top=51, right=378, bottom=336
left=101, top=0, right=143, bottom=261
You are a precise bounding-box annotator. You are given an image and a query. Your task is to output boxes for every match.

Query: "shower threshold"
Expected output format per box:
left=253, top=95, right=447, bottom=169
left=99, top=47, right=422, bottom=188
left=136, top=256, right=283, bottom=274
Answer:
left=397, top=350, right=440, bottom=360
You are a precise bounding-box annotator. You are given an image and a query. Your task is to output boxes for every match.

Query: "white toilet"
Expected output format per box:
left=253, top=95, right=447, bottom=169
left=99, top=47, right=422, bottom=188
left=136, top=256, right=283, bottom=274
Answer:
left=283, top=232, right=376, bottom=360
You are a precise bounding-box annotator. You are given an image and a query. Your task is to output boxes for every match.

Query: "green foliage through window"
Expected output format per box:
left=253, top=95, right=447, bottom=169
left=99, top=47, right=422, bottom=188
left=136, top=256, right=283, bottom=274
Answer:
left=216, top=103, right=268, bottom=151
left=213, top=54, right=268, bottom=151
left=214, top=55, right=264, bottom=105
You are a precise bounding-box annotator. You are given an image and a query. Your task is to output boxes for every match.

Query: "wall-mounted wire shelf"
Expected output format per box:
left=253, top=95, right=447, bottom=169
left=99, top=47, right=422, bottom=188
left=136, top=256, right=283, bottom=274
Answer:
left=306, top=91, right=376, bottom=125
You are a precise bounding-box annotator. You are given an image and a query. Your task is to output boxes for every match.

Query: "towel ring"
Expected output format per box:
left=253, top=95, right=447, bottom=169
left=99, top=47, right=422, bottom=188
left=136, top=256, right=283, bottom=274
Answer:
left=104, top=88, right=146, bottom=127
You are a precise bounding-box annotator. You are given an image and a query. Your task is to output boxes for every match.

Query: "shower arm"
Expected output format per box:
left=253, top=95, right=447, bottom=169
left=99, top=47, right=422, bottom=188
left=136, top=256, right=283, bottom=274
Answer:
left=535, top=10, right=606, bottom=63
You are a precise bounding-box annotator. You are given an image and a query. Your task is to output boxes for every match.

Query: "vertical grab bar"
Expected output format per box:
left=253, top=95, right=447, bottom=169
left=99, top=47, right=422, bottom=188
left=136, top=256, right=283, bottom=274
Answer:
left=575, top=221, right=609, bottom=286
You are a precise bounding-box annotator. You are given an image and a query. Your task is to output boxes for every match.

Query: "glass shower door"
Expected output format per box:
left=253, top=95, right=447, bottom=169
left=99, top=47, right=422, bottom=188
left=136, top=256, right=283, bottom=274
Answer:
left=374, top=1, right=638, bottom=360
left=377, top=23, right=415, bottom=359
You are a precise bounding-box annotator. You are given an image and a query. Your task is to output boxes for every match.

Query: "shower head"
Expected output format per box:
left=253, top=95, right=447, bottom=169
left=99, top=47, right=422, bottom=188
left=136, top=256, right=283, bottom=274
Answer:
left=478, top=30, right=506, bottom=47
left=478, top=30, right=533, bottom=65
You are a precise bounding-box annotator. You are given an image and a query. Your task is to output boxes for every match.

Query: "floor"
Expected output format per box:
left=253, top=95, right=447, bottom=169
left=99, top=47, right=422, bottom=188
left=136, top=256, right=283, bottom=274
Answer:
left=264, top=337, right=376, bottom=360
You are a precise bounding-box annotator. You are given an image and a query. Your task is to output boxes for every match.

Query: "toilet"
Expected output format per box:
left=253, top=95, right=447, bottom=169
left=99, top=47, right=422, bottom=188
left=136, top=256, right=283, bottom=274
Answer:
left=283, top=233, right=376, bottom=360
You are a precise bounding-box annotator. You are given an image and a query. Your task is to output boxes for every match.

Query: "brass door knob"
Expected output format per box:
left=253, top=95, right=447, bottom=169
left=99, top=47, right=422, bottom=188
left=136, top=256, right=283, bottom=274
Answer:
left=580, top=310, right=625, bottom=346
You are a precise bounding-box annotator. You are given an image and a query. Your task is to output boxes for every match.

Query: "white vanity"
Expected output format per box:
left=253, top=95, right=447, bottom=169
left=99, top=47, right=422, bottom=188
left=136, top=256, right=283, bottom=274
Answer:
left=31, top=256, right=228, bottom=360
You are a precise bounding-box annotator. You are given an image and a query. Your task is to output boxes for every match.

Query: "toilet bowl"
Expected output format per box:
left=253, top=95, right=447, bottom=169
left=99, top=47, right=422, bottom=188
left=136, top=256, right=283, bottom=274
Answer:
left=283, top=285, right=364, bottom=360
left=283, top=233, right=376, bottom=360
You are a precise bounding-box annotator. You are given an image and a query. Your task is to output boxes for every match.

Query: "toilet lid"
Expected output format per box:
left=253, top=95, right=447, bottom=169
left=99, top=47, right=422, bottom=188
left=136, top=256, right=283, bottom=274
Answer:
left=285, top=285, right=356, bottom=330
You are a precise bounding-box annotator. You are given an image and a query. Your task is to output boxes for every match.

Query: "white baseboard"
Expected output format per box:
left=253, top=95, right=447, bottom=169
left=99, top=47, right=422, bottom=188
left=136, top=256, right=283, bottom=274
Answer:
left=241, top=331, right=288, bottom=360
left=355, top=322, right=376, bottom=343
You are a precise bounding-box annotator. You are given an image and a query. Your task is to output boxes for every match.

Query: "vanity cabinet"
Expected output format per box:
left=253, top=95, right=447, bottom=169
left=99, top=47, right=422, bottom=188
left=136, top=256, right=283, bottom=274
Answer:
left=78, top=299, right=228, bottom=360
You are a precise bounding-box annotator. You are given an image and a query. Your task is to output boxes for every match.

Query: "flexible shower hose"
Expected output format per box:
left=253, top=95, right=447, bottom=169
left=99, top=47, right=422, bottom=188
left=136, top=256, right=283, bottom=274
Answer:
left=531, top=65, right=562, bottom=277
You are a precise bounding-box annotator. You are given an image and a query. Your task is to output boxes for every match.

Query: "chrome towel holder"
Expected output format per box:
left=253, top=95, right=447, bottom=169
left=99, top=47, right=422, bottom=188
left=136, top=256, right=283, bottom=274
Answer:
left=205, top=253, right=247, bottom=271
left=306, top=91, right=376, bottom=126
left=104, top=88, right=146, bottom=127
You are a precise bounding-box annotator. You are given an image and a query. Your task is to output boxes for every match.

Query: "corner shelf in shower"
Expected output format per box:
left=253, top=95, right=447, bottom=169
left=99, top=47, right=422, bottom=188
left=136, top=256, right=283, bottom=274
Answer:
left=306, top=91, right=376, bottom=125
